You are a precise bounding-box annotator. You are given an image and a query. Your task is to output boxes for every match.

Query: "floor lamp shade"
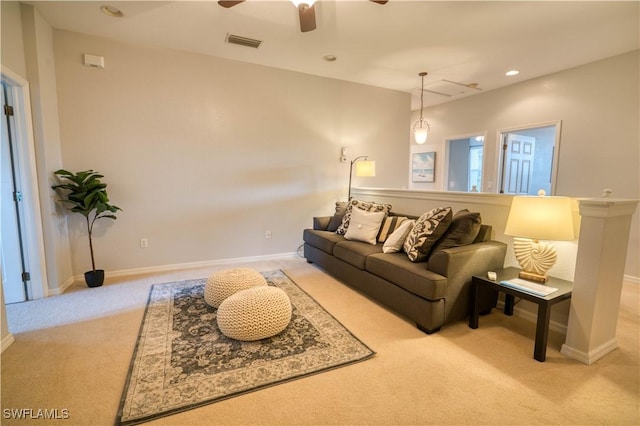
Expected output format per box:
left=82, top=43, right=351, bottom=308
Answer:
left=504, top=195, right=575, bottom=282
left=355, top=160, right=376, bottom=177
left=348, top=157, right=375, bottom=200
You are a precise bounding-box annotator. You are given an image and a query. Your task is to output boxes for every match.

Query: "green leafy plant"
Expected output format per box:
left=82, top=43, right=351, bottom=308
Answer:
left=51, top=169, right=122, bottom=273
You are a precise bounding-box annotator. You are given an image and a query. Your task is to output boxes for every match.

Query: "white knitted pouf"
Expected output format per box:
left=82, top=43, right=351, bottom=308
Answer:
left=217, top=286, right=292, bottom=341
left=204, top=268, right=267, bottom=308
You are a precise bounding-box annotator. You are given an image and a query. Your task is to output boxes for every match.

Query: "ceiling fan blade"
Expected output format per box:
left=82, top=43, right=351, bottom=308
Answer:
left=369, top=0, right=388, bottom=4
left=218, top=1, right=245, bottom=8
left=298, top=4, right=317, bottom=32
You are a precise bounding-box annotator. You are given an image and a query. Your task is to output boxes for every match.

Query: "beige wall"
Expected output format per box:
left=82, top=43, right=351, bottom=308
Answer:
left=0, top=266, right=11, bottom=352
left=409, top=51, right=640, bottom=278
left=20, top=4, right=73, bottom=293
left=53, top=30, right=411, bottom=275
left=1, top=1, right=27, bottom=78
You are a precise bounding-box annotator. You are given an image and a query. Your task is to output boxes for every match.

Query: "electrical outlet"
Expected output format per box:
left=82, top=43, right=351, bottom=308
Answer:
left=265, top=230, right=272, bottom=239
left=140, top=238, right=148, bottom=248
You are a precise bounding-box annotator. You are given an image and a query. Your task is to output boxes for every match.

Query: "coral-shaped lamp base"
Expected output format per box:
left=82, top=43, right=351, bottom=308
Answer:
left=513, top=237, right=558, bottom=283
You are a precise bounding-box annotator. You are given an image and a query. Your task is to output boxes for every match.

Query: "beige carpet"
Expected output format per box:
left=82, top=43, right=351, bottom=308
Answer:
left=2, top=256, right=639, bottom=425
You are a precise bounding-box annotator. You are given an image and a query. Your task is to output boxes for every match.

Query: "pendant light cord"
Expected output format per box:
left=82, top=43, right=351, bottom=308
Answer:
left=419, top=74, right=425, bottom=120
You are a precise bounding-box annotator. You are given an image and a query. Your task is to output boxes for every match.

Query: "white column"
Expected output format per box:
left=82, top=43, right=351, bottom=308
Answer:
left=561, top=198, right=638, bottom=364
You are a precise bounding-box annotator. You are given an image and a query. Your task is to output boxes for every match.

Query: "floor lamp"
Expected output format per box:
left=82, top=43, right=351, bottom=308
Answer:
left=348, top=156, right=375, bottom=200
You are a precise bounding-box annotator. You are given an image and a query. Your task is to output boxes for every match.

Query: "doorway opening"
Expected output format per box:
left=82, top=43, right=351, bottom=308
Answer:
left=498, top=122, right=561, bottom=195
left=446, top=134, right=485, bottom=192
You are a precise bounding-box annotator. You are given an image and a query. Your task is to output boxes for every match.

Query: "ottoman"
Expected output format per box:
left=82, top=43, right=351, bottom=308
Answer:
left=204, top=268, right=267, bottom=308
left=217, top=286, right=292, bottom=341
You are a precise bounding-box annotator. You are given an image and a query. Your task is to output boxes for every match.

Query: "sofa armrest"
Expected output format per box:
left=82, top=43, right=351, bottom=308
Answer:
left=428, top=241, right=507, bottom=279
left=428, top=241, right=507, bottom=323
left=313, top=216, right=332, bottom=231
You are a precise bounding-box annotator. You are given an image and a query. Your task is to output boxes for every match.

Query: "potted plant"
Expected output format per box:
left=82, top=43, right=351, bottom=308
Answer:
left=52, top=169, right=122, bottom=287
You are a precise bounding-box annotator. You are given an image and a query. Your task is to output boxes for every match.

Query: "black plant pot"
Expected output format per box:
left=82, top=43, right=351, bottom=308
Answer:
left=84, top=269, right=105, bottom=288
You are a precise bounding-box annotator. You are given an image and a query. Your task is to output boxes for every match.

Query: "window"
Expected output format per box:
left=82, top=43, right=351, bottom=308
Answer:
left=446, top=135, right=484, bottom=192
left=498, top=122, right=561, bottom=195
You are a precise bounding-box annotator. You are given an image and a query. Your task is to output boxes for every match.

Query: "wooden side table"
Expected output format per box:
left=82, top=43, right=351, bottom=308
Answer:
left=469, top=267, right=573, bottom=362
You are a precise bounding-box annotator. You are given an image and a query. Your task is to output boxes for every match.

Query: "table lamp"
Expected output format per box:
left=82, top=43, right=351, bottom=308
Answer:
left=504, top=191, right=575, bottom=282
left=348, top=156, right=375, bottom=199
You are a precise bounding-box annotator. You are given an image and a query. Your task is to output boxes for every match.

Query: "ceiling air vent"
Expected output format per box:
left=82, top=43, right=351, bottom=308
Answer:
left=423, top=80, right=482, bottom=97
left=225, top=33, right=263, bottom=49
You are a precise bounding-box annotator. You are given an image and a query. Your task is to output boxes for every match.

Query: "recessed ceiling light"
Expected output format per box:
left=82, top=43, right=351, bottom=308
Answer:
left=322, top=55, right=337, bottom=62
left=505, top=70, right=520, bottom=76
left=100, top=5, right=124, bottom=18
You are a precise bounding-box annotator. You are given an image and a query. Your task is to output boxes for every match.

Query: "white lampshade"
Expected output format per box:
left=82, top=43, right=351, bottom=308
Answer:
left=355, top=160, right=376, bottom=177
left=414, top=127, right=428, bottom=144
left=504, top=195, right=575, bottom=241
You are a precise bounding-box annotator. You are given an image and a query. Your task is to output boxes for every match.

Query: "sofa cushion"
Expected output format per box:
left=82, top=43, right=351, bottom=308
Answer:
left=336, top=199, right=392, bottom=235
left=327, top=201, right=348, bottom=232
left=366, top=253, right=448, bottom=300
left=303, top=229, right=345, bottom=254
left=403, top=207, right=453, bottom=262
left=382, top=219, right=415, bottom=254
left=377, top=216, right=409, bottom=243
left=431, top=210, right=482, bottom=253
left=344, top=208, right=386, bottom=245
left=334, top=241, right=383, bottom=270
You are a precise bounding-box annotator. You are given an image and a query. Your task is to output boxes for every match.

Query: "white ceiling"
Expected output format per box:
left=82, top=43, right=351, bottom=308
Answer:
left=27, top=1, right=639, bottom=109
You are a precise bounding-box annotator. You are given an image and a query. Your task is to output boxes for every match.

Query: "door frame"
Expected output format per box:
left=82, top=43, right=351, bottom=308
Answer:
left=496, top=120, right=562, bottom=195
left=1, top=66, right=48, bottom=300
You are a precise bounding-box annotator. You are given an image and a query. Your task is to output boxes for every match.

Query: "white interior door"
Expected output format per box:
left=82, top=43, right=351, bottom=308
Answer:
left=503, top=133, right=536, bottom=194
left=1, top=68, right=48, bottom=303
left=1, top=82, right=28, bottom=303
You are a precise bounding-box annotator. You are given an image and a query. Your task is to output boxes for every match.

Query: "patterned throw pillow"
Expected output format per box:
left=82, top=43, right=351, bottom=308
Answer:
left=403, top=207, right=453, bottom=262
left=377, top=216, right=408, bottom=243
left=336, top=199, right=392, bottom=235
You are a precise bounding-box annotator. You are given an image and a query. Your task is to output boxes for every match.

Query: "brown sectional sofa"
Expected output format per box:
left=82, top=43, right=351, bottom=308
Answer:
left=303, top=209, right=507, bottom=334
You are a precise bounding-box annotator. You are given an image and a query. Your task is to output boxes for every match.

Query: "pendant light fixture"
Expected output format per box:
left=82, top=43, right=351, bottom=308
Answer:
left=291, top=0, right=315, bottom=6
left=413, top=72, right=430, bottom=144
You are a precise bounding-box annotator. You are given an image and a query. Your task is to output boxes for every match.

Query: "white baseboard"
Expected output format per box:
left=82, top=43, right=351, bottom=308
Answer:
left=496, top=300, right=568, bottom=334
left=58, top=252, right=299, bottom=288
left=47, top=276, right=76, bottom=296
left=1, top=333, right=15, bottom=353
left=561, top=338, right=619, bottom=365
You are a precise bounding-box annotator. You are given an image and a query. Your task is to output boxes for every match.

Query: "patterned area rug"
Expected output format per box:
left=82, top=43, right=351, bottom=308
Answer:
left=116, top=270, right=374, bottom=425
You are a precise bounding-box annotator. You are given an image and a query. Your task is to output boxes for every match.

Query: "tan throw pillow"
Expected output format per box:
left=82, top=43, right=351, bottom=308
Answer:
left=403, top=207, right=453, bottom=262
left=383, top=219, right=415, bottom=253
left=336, top=199, right=392, bottom=235
left=377, top=216, right=408, bottom=243
left=344, top=208, right=386, bottom=245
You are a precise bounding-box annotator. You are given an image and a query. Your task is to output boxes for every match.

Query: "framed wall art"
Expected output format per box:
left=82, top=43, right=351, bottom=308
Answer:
left=412, top=152, right=435, bottom=182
